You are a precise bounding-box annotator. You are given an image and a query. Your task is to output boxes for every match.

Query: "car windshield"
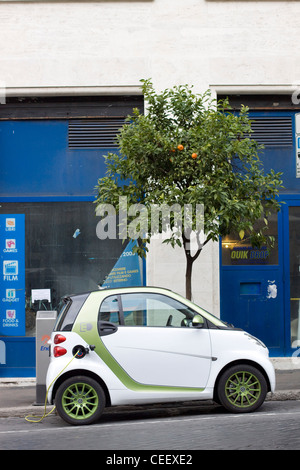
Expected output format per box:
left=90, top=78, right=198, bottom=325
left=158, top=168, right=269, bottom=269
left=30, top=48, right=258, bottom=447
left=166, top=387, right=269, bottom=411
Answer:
left=186, top=299, right=230, bottom=328
left=200, top=308, right=230, bottom=328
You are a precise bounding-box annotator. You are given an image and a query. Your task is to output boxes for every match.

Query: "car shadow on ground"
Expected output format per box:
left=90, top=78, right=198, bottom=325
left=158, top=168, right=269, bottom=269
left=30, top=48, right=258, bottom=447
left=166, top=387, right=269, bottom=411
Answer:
left=99, top=400, right=225, bottom=424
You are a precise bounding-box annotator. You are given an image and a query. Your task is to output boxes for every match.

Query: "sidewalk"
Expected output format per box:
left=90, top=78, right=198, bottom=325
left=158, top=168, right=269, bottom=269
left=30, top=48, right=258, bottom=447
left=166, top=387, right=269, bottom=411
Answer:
left=0, top=362, right=300, bottom=419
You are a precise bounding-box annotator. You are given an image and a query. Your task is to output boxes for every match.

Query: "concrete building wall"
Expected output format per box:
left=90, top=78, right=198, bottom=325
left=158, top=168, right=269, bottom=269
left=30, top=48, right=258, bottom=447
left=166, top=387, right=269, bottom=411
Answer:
left=147, top=238, right=220, bottom=315
left=1, top=0, right=300, bottom=91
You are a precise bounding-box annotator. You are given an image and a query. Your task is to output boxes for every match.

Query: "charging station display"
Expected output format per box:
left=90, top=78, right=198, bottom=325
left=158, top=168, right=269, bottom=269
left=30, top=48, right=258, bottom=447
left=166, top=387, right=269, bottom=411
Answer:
left=0, top=214, right=25, bottom=336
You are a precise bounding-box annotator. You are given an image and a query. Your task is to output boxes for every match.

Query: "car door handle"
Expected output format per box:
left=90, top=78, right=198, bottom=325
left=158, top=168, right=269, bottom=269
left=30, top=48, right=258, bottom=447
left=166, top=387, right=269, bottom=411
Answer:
left=98, top=321, right=118, bottom=336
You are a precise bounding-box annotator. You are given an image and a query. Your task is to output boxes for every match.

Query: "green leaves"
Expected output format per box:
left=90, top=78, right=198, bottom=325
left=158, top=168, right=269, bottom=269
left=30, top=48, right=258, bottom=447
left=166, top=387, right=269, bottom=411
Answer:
left=95, top=79, right=283, bottom=259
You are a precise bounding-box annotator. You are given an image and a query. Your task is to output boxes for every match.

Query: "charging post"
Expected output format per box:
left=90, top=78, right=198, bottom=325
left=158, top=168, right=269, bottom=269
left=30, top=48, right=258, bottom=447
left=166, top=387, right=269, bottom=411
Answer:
left=35, top=310, right=57, bottom=405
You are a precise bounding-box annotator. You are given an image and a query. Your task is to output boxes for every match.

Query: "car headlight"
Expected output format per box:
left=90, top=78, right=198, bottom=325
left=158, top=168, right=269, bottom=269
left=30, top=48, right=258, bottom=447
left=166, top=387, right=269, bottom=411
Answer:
left=244, top=332, right=267, bottom=349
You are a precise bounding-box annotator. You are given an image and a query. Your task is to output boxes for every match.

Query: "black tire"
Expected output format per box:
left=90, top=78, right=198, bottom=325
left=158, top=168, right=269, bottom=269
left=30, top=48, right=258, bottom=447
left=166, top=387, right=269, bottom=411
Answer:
left=55, top=375, right=106, bottom=425
left=217, top=364, right=267, bottom=413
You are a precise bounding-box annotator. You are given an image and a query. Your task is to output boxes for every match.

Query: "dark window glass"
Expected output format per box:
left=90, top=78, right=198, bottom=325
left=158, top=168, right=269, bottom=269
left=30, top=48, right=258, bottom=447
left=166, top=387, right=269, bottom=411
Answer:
left=0, top=202, right=125, bottom=336
left=289, top=207, right=300, bottom=348
left=54, top=293, right=89, bottom=332
left=222, top=212, right=278, bottom=266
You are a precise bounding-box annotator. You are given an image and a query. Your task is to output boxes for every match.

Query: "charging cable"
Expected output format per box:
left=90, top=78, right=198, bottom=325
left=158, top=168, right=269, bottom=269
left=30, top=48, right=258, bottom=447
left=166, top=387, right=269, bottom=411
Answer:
left=25, top=350, right=79, bottom=423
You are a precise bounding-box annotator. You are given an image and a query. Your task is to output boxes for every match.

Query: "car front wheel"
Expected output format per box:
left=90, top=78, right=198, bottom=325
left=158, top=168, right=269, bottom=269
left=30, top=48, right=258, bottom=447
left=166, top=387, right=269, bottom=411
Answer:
left=217, top=365, right=268, bottom=413
left=55, top=376, right=106, bottom=425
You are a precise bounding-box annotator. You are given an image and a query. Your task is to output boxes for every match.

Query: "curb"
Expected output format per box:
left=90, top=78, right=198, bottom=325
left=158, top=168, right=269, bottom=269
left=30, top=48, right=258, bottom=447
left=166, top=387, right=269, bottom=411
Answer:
left=266, top=389, right=300, bottom=401
left=0, top=378, right=35, bottom=387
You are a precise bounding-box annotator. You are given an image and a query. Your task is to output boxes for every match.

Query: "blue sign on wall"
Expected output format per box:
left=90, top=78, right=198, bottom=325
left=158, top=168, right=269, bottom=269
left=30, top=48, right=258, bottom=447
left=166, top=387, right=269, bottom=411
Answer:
left=0, top=214, right=25, bottom=336
left=102, top=240, right=142, bottom=288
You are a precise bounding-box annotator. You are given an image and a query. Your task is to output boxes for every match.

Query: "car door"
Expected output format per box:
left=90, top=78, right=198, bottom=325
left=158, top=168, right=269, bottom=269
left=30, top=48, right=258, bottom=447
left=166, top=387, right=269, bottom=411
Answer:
left=99, top=292, right=212, bottom=390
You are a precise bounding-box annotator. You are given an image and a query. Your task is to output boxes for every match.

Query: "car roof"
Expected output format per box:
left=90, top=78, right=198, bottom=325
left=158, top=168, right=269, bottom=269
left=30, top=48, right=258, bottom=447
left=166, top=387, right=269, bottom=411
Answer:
left=63, top=285, right=173, bottom=300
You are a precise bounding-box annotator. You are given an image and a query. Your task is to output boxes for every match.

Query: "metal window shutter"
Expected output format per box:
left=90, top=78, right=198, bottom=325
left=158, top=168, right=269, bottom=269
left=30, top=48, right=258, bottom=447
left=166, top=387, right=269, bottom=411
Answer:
left=68, top=118, right=126, bottom=149
left=246, top=117, right=293, bottom=148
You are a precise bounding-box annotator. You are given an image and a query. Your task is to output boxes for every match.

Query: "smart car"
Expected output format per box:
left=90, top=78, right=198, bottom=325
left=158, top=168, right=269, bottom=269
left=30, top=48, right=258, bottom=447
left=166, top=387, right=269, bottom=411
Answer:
left=46, top=286, right=275, bottom=425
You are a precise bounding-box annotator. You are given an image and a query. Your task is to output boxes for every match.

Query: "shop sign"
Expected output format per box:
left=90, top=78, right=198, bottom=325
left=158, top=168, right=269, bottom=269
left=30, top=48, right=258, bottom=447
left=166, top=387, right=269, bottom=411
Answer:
left=230, top=246, right=269, bottom=265
left=0, top=215, right=25, bottom=335
left=102, top=240, right=142, bottom=288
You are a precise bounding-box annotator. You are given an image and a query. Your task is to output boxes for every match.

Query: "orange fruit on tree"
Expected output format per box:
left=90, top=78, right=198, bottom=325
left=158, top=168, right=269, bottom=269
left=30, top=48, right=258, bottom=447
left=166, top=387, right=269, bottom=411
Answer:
left=177, top=144, right=184, bottom=151
left=191, top=153, right=198, bottom=159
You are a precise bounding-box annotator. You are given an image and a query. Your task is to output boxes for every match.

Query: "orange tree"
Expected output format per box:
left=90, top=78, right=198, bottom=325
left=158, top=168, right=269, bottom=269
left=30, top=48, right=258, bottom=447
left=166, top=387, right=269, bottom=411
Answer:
left=95, top=80, right=283, bottom=300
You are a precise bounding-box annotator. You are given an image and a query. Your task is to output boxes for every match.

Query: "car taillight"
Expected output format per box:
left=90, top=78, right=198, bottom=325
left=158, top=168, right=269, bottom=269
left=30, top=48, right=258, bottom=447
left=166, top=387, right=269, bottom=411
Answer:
left=54, top=334, right=66, bottom=344
left=53, top=346, right=67, bottom=357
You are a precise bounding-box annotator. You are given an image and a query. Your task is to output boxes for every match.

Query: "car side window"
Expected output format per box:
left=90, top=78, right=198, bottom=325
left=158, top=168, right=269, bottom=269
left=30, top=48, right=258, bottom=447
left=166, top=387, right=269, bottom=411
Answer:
left=54, top=293, right=89, bottom=332
left=99, top=295, right=120, bottom=325
left=120, top=293, right=146, bottom=325
left=120, top=293, right=196, bottom=327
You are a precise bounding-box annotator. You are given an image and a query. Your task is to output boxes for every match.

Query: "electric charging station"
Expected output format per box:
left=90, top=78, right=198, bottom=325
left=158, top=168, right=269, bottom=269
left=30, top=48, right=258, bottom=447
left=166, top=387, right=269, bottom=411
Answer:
left=35, top=310, right=57, bottom=405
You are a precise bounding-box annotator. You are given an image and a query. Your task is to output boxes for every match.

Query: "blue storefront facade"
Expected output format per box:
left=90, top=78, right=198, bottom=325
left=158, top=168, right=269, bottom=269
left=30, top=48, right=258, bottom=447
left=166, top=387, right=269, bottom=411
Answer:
left=0, top=95, right=144, bottom=377
left=1, top=92, right=299, bottom=376
left=220, top=95, right=300, bottom=357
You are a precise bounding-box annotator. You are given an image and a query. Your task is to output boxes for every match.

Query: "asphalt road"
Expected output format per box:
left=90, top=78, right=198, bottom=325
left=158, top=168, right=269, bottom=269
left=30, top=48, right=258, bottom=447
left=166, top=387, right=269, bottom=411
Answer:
left=1, top=400, right=300, bottom=451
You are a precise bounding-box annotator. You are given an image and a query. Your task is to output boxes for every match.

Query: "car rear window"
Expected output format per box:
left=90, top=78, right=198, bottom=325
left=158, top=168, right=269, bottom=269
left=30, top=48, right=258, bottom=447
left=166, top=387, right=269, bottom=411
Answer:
left=54, top=293, right=89, bottom=332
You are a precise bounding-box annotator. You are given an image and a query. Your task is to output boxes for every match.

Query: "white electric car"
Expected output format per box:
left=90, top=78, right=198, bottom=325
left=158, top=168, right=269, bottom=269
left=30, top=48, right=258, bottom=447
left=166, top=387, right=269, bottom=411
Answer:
left=46, top=286, right=275, bottom=425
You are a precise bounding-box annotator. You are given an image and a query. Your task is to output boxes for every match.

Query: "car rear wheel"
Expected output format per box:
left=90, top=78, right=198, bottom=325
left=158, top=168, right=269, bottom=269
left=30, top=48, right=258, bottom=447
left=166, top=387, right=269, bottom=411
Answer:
left=55, top=376, right=105, bottom=425
left=217, top=365, right=267, bottom=413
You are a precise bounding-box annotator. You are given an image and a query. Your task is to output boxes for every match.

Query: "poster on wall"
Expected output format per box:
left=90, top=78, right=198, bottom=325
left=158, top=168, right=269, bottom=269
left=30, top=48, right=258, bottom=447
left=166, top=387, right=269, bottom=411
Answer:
left=102, top=239, right=143, bottom=289
left=0, top=214, right=25, bottom=336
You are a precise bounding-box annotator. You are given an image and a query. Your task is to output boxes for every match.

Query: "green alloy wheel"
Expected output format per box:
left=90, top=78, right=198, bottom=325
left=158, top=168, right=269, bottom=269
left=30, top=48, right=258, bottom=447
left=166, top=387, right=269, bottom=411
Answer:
left=56, top=376, right=106, bottom=425
left=217, top=365, right=267, bottom=413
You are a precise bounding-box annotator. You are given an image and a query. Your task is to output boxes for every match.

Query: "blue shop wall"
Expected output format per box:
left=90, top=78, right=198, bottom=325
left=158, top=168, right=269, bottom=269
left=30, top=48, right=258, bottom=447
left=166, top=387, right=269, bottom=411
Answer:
left=220, top=110, right=300, bottom=356
left=0, top=115, right=145, bottom=377
left=0, top=337, right=35, bottom=377
left=249, top=111, right=297, bottom=193
left=0, top=119, right=107, bottom=377
left=0, top=95, right=145, bottom=378
left=0, top=120, right=107, bottom=197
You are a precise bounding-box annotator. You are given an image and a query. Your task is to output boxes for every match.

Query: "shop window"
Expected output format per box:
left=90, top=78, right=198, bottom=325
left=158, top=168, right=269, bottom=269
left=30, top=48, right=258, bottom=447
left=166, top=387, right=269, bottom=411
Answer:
left=222, top=211, right=279, bottom=266
left=289, top=207, right=300, bottom=347
left=0, top=201, right=125, bottom=337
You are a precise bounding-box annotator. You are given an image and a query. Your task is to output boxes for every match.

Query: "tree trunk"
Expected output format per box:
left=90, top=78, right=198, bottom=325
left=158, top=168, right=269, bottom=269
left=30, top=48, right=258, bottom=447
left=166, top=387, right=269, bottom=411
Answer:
left=185, top=253, right=193, bottom=300
left=183, top=232, right=202, bottom=301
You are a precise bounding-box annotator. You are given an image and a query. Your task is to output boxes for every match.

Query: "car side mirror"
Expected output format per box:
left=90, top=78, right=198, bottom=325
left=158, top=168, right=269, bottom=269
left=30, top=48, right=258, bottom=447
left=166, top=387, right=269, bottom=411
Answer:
left=192, top=314, right=204, bottom=328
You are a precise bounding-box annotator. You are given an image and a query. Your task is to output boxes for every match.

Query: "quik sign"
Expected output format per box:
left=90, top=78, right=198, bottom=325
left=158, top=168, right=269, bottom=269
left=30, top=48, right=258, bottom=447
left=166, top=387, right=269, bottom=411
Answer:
left=0, top=215, right=25, bottom=336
